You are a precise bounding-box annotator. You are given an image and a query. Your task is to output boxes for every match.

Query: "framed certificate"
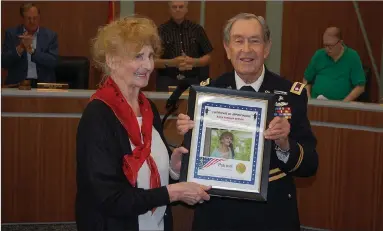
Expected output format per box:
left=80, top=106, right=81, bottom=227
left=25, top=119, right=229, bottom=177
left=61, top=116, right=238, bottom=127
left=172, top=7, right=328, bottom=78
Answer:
left=180, top=85, right=275, bottom=201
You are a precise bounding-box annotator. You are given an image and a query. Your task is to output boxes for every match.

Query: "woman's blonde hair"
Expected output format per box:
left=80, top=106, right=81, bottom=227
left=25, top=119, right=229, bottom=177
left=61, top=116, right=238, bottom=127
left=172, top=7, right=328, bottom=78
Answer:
left=220, top=131, right=234, bottom=142
left=91, top=16, right=162, bottom=74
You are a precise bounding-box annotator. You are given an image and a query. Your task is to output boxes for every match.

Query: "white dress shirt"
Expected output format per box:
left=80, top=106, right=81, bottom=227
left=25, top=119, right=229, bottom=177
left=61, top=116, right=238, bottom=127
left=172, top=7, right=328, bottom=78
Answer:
left=21, top=28, right=39, bottom=79
left=234, top=64, right=265, bottom=91
left=131, top=117, right=169, bottom=231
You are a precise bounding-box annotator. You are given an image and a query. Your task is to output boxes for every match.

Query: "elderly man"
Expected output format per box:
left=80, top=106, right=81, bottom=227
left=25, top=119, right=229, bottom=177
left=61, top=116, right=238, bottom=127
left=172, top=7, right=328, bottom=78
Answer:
left=176, top=13, right=318, bottom=231
left=303, top=27, right=366, bottom=101
left=155, top=1, right=213, bottom=91
left=2, top=2, right=58, bottom=85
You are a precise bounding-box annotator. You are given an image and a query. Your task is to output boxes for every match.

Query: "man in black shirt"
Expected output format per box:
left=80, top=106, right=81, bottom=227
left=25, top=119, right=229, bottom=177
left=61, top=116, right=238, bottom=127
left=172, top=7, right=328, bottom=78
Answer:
left=155, top=1, right=213, bottom=91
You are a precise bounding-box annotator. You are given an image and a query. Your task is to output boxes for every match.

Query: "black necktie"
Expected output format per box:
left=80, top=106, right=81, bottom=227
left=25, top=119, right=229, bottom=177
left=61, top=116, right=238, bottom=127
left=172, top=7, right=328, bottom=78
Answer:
left=240, top=86, right=256, bottom=92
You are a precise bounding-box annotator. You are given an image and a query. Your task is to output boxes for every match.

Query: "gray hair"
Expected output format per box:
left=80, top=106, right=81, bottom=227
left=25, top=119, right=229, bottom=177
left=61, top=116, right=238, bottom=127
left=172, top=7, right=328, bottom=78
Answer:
left=168, top=1, right=189, bottom=7
left=20, top=3, right=40, bottom=17
left=223, top=13, right=271, bottom=44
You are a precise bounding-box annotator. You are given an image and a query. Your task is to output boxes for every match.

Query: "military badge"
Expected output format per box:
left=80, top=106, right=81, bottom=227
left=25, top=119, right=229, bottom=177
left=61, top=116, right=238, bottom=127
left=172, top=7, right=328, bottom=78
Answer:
left=274, top=106, right=292, bottom=119
left=290, top=82, right=305, bottom=95
left=200, top=78, right=210, bottom=86
left=274, top=90, right=287, bottom=95
left=275, top=102, right=288, bottom=107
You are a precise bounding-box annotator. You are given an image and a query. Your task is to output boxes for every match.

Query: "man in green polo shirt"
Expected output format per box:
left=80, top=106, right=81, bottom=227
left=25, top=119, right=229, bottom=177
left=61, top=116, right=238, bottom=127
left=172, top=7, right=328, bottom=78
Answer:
left=303, top=27, right=366, bottom=101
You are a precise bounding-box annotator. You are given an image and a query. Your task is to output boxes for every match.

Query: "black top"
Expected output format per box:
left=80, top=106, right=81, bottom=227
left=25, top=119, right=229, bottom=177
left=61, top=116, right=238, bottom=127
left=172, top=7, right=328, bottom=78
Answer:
left=75, top=99, right=173, bottom=231
left=158, top=19, right=213, bottom=80
left=191, top=69, right=319, bottom=231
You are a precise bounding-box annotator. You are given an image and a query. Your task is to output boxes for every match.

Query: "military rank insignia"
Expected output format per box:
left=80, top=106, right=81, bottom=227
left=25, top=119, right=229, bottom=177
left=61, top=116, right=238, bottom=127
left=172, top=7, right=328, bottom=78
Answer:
left=274, top=106, right=292, bottom=119
left=200, top=78, right=210, bottom=86
left=290, top=82, right=305, bottom=95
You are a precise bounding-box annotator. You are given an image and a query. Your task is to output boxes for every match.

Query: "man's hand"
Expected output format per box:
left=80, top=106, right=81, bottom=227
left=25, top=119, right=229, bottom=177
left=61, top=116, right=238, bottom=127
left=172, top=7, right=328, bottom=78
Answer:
left=18, top=32, right=33, bottom=49
left=303, top=79, right=311, bottom=99
left=264, top=116, right=291, bottom=151
left=16, top=44, right=25, bottom=56
left=176, top=113, right=195, bottom=135
left=343, top=85, right=365, bottom=102
left=184, top=56, right=196, bottom=65
left=179, top=62, right=193, bottom=71
left=171, top=56, right=185, bottom=68
left=179, top=56, right=195, bottom=71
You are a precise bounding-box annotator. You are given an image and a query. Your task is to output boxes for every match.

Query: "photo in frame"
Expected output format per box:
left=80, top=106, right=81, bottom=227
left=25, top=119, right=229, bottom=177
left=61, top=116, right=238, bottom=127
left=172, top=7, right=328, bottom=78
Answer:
left=180, top=85, right=276, bottom=201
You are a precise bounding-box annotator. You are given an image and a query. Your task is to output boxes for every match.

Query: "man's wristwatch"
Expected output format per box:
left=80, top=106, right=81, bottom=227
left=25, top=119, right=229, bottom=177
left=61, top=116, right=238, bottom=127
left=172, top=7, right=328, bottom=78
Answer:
left=275, top=144, right=290, bottom=163
left=275, top=144, right=290, bottom=154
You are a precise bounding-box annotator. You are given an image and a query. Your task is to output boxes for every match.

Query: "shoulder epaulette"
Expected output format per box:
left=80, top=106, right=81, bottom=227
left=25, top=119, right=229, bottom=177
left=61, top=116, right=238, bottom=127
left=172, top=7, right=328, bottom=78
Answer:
left=290, top=82, right=305, bottom=95
left=200, top=78, right=210, bottom=86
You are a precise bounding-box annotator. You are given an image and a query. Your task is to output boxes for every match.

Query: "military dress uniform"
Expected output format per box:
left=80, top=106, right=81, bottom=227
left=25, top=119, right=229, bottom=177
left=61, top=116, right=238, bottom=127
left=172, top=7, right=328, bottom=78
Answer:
left=192, top=68, right=319, bottom=231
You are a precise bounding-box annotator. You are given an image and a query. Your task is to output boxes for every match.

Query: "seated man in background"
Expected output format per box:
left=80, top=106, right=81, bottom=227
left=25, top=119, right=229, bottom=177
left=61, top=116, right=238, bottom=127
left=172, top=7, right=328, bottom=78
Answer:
left=303, top=27, right=366, bottom=102
left=1, top=2, right=58, bottom=86
left=155, top=1, right=213, bottom=91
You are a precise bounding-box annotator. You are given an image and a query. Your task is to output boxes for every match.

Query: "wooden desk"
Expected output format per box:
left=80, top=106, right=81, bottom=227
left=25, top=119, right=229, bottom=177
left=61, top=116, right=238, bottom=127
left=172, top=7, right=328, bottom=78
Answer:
left=2, top=89, right=383, bottom=231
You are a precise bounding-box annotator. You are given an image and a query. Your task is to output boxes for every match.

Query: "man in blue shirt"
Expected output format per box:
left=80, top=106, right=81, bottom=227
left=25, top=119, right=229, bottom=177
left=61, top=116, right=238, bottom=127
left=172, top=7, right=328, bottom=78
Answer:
left=2, top=3, right=58, bottom=85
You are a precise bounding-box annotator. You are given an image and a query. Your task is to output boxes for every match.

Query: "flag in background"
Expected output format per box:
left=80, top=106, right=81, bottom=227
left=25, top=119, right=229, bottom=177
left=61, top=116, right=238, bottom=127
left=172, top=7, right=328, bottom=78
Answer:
left=107, top=1, right=115, bottom=23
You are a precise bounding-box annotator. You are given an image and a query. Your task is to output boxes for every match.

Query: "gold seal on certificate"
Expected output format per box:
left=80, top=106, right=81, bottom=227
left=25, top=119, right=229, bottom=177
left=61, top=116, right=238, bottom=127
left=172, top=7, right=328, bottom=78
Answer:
left=180, top=86, right=275, bottom=201
left=236, top=163, right=246, bottom=174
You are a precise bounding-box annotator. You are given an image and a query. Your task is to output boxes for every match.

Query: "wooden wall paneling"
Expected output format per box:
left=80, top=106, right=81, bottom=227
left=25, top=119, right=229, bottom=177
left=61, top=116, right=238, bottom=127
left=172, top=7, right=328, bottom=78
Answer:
left=135, top=1, right=201, bottom=91
left=307, top=106, right=383, bottom=128
left=204, top=1, right=266, bottom=79
left=1, top=1, right=121, bottom=89
left=2, top=97, right=90, bottom=113
left=1, top=117, right=79, bottom=222
left=296, top=126, right=383, bottom=231
left=1, top=96, right=188, bottom=114
left=281, top=2, right=383, bottom=102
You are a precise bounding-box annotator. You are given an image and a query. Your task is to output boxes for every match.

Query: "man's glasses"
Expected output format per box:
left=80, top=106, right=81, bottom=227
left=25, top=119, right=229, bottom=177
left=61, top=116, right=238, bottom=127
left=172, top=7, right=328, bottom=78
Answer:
left=323, top=40, right=340, bottom=49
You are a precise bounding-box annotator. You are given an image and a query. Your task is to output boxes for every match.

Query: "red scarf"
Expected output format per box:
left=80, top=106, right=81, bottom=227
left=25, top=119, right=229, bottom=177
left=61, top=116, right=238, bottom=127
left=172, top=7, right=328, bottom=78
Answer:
left=90, top=77, right=161, bottom=196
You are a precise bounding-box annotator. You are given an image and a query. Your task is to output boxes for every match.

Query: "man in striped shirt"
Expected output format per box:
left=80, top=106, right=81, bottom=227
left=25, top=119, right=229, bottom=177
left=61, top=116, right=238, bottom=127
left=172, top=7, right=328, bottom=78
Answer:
left=155, top=1, right=213, bottom=91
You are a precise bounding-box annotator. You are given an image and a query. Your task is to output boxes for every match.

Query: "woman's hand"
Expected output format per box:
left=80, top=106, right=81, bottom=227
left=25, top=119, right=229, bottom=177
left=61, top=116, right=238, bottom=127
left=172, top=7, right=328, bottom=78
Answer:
left=176, top=113, right=195, bottom=135
left=170, top=146, right=188, bottom=174
left=167, top=182, right=211, bottom=205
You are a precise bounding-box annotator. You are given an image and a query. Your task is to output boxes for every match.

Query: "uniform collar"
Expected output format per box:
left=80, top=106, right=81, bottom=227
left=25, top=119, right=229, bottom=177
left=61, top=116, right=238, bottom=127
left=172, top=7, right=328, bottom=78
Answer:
left=235, top=65, right=265, bottom=91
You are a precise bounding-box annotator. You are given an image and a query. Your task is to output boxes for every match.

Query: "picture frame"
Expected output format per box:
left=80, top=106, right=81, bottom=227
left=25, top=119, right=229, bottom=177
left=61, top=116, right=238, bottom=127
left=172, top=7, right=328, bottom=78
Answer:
left=180, top=85, right=276, bottom=201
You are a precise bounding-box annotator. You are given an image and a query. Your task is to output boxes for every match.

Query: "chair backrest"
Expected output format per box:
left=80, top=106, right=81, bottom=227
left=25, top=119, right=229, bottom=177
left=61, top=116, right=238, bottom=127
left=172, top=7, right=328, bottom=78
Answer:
left=55, top=56, right=90, bottom=89
left=356, top=65, right=371, bottom=102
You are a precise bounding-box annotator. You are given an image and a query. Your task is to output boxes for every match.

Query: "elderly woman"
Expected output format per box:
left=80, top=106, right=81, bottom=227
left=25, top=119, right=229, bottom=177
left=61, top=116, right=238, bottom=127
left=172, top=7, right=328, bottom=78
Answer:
left=210, top=131, right=235, bottom=159
left=75, top=17, right=210, bottom=231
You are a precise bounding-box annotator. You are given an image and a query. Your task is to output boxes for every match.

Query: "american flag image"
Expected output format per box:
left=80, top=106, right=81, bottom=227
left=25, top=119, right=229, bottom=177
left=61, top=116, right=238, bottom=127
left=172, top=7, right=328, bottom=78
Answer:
left=198, top=157, right=224, bottom=170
